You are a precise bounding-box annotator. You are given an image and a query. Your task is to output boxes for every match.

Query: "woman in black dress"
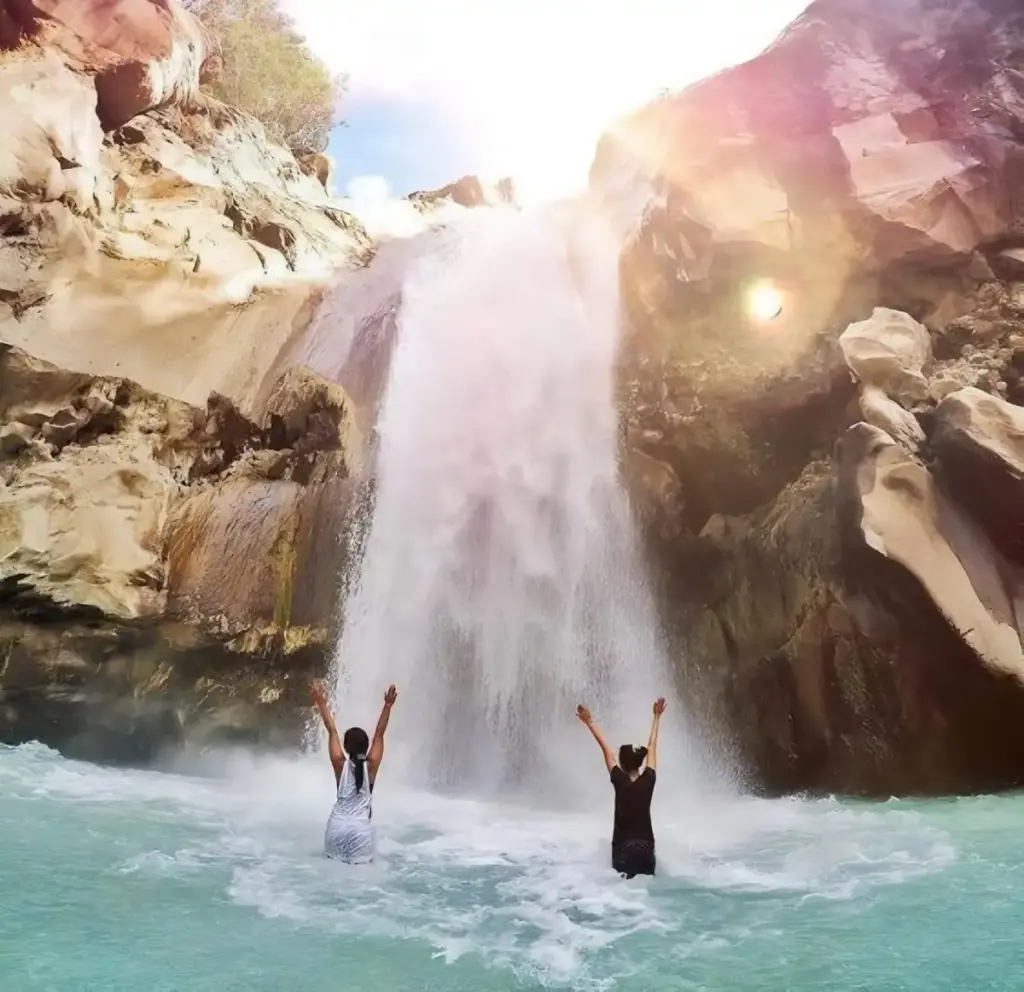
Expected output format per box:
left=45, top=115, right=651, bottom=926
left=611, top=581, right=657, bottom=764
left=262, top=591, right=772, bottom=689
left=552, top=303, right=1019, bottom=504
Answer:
left=576, top=697, right=666, bottom=878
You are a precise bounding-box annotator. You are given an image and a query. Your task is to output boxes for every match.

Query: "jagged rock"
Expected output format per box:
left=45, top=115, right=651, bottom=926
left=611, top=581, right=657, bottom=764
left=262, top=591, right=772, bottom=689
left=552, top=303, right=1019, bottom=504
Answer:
left=931, top=388, right=1024, bottom=564
left=605, top=0, right=1024, bottom=797
left=658, top=423, right=1024, bottom=796
left=296, top=151, right=333, bottom=191
left=598, top=0, right=1024, bottom=538
left=840, top=308, right=932, bottom=404
left=991, top=248, right=1024, bottom=282
left=595, top=0, right=1024, bottom=298
left=0, top=0, right=207, bottom=130
left=846, top=423, right=1023, bottom=680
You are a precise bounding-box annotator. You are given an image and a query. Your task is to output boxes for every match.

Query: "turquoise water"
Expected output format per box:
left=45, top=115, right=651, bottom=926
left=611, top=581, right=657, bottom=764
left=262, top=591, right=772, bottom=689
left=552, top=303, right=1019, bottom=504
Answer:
left=2, top=742, right=1021, bottom=991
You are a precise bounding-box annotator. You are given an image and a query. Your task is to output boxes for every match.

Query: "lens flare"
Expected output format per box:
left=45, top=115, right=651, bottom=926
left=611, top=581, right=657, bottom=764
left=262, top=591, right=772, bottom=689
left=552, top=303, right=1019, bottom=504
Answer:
left=747, top=281, right=784, bottom=322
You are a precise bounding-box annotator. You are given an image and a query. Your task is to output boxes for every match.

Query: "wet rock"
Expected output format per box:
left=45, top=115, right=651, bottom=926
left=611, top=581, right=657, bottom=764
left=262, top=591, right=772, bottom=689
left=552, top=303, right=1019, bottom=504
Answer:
left=0, top=619, right=322, bottom=763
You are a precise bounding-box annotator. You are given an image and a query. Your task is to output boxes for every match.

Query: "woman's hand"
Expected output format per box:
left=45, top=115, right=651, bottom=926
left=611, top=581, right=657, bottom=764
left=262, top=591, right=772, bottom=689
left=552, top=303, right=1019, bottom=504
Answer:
left=576, top=704, right=592, bottom=725
left=653, top=697, right=666, bottom=716
left=384, top=684, right=398, bottom=708
left=310, top=681, right=329, bottom=708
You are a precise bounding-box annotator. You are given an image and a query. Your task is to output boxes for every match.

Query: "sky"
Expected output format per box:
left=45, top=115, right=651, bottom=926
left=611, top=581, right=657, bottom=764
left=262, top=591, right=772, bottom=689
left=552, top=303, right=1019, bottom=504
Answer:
left=283, top=0, right=811, bottom=205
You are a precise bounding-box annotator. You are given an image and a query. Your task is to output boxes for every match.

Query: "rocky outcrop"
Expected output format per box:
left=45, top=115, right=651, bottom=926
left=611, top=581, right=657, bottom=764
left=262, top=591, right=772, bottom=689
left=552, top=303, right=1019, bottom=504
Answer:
left=0, top=3, right=380, bottom=763
left=598, top=0, right=1024, bottom=795
left=0, top=344, right=360, bottom=760
left=0, top=0, right=207, bottom=129
left=0, top=0, right=371, bottom=415
left=0, top=6, right=520, bottom=765
left=408, top=174, right=517, bottom=212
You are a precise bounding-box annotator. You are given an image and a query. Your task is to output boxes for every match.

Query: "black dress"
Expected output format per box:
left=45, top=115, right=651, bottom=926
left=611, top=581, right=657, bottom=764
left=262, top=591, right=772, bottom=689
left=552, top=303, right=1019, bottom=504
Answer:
left=609, top=766, right=656, bottom=878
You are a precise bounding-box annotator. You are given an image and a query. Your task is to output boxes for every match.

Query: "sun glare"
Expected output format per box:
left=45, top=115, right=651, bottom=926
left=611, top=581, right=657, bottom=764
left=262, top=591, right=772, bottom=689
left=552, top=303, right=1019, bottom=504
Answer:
left=747, top=281, right=784, bottom=322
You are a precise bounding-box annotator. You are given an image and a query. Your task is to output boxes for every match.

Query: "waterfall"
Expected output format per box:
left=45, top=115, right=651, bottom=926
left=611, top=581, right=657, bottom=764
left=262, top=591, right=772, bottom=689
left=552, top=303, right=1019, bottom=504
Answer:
left=332, top=202, right=705, bottom=806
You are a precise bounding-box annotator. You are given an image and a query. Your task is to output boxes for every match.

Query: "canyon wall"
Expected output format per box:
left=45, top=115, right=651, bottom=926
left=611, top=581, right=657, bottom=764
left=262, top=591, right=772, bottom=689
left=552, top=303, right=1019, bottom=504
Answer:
left=596, top=0, right=1024, bottom=795
left=0, top=0, right=374, bottom=759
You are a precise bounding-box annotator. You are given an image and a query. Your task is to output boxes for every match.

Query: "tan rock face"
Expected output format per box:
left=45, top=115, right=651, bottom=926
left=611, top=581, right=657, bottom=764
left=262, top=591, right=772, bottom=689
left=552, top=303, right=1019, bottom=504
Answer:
left=0, top=344, right=361, bottom=757
left=0, top=13, right=371, bottom=416
left=0, top=2, right=378, bottom=761
left=0, top=0, right=207, bottom=129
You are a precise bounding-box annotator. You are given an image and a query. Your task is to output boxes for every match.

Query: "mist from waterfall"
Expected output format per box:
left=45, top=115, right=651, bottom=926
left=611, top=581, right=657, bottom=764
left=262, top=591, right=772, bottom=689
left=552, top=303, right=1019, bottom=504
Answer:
left=332, top=203, right=711, bottom=806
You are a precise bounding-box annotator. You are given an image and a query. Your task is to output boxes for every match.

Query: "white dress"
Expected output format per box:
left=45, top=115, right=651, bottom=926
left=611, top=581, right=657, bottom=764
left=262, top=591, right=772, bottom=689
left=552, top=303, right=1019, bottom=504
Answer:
left=324, top=758, right=375, bottom=864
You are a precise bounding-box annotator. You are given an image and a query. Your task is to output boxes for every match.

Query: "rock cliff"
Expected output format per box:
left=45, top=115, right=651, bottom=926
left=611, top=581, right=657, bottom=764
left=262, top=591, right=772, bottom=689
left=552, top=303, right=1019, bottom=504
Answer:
left=596, top=0, right=1024, bottom=795
left=0, top=0, right=372, bottom=759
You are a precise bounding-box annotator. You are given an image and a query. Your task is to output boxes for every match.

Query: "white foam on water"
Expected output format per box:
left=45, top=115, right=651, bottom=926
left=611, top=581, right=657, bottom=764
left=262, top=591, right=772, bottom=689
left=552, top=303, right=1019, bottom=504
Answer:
left=1, top=744, right=959, bottom=988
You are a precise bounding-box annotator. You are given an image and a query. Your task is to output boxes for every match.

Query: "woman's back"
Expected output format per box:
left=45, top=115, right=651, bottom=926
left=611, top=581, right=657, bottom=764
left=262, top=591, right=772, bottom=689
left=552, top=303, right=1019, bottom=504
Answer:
left=331, top=759, right=373, bottom=821
left=325, top=760, right=375, bottom=863
left=310, top=681, right=397, bottom=866
left=610, top=766, right=656, bottom=847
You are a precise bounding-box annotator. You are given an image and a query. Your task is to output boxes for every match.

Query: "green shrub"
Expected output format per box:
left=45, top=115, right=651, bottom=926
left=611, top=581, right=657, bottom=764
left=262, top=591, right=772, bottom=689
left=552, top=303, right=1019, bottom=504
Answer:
left=185, top=0, right=344, bottom=154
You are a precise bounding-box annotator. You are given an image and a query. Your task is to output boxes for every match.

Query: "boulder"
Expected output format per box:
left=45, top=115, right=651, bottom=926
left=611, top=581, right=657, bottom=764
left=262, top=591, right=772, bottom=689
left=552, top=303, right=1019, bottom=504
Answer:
left=408, top=174, right=518, bottom=212
left=840, top=307, right=932, bottom=403
left=661, top=422, right=1024, bottom=797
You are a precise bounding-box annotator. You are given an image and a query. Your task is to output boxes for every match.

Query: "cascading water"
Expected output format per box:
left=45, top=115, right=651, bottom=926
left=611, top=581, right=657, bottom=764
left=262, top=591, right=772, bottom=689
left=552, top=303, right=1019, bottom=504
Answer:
left=332, top=202, right=705, bottom=804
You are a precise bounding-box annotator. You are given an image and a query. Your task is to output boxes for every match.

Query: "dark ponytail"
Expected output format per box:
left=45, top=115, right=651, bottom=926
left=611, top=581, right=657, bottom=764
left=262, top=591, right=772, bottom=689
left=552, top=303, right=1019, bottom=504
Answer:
left=351, top=754, right=367, bottom=792
left=343, top=727, right=371, bottom=791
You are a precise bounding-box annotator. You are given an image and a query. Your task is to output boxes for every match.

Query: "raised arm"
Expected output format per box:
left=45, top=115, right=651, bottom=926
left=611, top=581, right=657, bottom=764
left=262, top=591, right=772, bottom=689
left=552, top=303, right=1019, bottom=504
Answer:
left=367, top=684, right=397, bottom=785
left=311, top=681, right=344, bottom=786
left=646, top=697, right=666, bottom=771
left=576, top=705, right=615, bottom=774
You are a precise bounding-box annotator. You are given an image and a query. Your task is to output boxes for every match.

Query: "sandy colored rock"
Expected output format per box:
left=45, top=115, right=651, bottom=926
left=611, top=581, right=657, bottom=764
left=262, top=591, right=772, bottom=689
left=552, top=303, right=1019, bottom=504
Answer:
left=857, top=384, right=924, bottom=452
left=931, top=387, right=1024, bottom=566
left=840, top=308, right=932, bottom=404
left=848, top=422, right=1024, bottom=680
left=0, top=15, right=372, bottom=415
left=0, top=435, right=174, bottom=618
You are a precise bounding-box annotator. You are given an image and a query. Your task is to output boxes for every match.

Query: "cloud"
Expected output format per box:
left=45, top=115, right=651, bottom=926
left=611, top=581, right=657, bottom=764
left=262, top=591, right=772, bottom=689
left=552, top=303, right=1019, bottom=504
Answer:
left=345, top=174, right=391, bottom=202
left=285, top=0, right=810, bottom=202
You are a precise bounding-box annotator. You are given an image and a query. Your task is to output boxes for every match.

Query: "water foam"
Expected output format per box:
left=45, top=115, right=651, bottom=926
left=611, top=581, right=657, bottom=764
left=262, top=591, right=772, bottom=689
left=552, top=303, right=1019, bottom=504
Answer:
left=1, top=743, right=960, bottom=989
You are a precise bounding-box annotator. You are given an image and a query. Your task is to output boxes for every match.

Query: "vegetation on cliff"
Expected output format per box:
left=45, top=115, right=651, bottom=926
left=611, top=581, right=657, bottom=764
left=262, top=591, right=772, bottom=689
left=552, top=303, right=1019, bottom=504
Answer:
left=185, top=0, right=343, bottom=153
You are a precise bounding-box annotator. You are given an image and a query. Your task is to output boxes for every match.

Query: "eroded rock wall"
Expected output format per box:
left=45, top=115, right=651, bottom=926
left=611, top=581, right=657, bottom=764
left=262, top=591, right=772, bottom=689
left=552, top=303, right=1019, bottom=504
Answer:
left=598, top=0, right=1024, bottom=795
left=0, top=343, right=360, bottom=760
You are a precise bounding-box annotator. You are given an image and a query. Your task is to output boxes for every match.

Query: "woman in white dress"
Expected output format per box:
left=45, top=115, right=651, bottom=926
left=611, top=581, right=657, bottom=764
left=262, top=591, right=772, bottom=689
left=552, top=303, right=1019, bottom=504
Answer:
left=310, top=681, right=398, bottom=864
